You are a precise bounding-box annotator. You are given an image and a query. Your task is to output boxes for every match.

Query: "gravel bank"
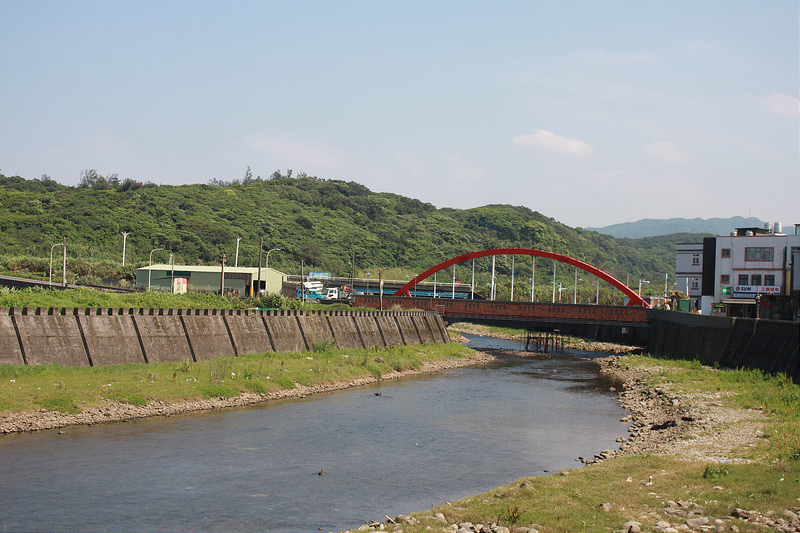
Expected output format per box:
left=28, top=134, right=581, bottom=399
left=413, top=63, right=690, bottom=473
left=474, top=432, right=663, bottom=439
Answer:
left=0, top=351, right=497, bottom=435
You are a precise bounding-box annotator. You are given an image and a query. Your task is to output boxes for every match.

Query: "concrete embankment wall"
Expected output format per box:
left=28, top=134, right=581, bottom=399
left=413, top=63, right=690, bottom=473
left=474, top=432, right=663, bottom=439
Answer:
left=0, top=307, right=449, bottom=367
left=645, top=309, right=799, bottom=381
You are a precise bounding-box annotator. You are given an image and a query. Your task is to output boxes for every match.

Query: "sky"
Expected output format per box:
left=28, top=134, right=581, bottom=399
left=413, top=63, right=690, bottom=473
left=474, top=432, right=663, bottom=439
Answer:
left=1, top=1, right=798, bottom=228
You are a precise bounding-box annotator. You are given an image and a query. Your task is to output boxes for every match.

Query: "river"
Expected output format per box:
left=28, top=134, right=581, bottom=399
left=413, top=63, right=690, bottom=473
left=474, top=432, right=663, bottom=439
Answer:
left=0, top=335, right=629, bottom=533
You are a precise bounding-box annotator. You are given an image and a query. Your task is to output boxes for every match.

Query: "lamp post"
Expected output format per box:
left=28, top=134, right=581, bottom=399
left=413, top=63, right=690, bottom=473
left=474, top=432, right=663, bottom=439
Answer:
left=573, top=268, right=578, bottom=304
left=49, top=240, right=65, bottom=285
left=121, top=231, right=130, bottom=267
left=551, top=281, right=567, bottom=302
left=148, top=248, right=164, bottom=291
left=264, top=248, right=281, bottom=294
left=378, top=268, right=385, bottom=310
left=234, top=236, right=241, bottom=267
left=638, top=279, right=650, bottom=297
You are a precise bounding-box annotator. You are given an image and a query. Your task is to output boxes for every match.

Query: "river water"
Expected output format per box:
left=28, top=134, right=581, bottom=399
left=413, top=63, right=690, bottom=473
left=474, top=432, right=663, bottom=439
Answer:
left=0, top=335, right=629, bottom=533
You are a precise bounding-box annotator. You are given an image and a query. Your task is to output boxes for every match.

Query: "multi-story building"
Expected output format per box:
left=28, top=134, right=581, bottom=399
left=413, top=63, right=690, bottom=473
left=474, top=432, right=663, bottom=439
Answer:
left=699, top=224, right=800, bottom=319
left=675, top=243, right=704, bottom=304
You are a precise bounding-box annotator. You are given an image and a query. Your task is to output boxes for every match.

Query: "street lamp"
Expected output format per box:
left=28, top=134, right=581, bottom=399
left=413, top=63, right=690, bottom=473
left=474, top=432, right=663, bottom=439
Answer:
left=121, top=231, right=131, bottom=267
left=49, top=239, right=66, bottom=285
left=551, top=281, right=567, bottom=302
left=264, top=248, right=281, bottom=294
left=638, top=279, right=650, bottom=297
left=148, top=248, right=165, bottom=291
left=234, top=236, right=241, bottom=267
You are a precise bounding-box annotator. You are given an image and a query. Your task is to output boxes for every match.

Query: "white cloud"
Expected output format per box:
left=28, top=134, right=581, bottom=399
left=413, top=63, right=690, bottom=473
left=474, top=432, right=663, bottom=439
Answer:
left=643, top=141, right=689, bottom=164
left=758, top=92, right=800, bottom=117
left=513, top=130, right=594, bottom=158
left=249, top=136, right=344, bottom=169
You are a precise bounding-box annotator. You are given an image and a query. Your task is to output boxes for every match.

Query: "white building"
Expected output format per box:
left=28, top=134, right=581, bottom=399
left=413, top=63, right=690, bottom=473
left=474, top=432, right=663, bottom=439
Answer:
left=675, top=242, right=704, bottom=300
left=701, top=224, right=800, bottom=318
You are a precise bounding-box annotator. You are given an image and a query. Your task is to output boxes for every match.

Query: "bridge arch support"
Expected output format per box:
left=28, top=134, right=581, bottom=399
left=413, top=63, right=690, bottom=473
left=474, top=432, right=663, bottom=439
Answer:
left=393, top=248, right=648, bottom=307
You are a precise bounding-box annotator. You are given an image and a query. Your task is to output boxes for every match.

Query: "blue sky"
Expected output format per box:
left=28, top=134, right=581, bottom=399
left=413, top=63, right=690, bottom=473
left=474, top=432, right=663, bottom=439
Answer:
left=1, top=1, right=798, bottom=228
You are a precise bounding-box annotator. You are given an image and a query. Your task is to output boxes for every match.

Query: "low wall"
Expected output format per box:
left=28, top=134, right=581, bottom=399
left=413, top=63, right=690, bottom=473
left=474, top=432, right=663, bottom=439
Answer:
left=0, top=307, right=449, bottom=367
left=646, top=309, right=799, bottom=381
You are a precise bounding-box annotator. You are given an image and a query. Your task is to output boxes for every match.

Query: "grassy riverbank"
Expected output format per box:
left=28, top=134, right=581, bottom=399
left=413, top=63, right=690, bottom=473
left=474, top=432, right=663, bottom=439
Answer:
left=0, top=341, right=474, bottom=417
left=0, top=286, right=367, bottom=311
left=367, top=354, right=799, bottom=533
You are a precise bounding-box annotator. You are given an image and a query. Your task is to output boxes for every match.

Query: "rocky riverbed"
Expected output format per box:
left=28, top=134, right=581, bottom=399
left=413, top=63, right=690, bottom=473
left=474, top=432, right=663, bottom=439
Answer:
left=0, top=351, right=497, bottom=434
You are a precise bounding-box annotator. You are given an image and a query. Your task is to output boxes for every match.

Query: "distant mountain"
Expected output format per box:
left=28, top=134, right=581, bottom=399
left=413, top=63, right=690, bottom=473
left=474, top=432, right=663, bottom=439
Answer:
left=586, top=217, right=766, bottom=239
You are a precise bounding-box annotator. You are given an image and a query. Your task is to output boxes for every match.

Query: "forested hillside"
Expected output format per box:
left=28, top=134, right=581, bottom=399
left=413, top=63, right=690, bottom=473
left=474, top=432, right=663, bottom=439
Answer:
left=0, top=172, right=697, bottom=299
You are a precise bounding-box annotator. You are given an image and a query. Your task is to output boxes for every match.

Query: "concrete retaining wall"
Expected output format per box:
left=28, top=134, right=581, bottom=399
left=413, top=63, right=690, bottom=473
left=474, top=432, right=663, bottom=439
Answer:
left=0, top=307, right=448, bottom=367
left=646, top=309, right=799, bottom=381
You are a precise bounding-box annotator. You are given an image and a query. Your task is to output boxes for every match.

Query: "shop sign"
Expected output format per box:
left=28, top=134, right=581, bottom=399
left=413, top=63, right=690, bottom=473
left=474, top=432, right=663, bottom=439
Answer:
left=733, top=285, right=781, bottom=297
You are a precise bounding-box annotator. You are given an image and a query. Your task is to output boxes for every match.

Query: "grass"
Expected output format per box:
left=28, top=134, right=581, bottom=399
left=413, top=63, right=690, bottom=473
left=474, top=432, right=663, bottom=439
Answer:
left=621, top=354, right=799, bottom=461
left=0, top=286, right=379, bottom=312
left=389, top=354, right=800, bottom=533
left=407, top=455, right=798, bottom=533
left=0, top=342, right=474, bottom=415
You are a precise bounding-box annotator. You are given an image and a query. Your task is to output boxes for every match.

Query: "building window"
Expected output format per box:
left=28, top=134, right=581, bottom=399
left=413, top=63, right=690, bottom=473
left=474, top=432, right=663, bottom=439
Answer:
left=764, top=274, right=775, bottom=286
left=721, top=248, right=731, bottom=258
left=745, top=247, right=774, bottom=261
left=751, top=274, right=762, bottom=286
left=738, top=274, right=749, bottom=285
left=690, top=279, right=699, bottom=290
left=721, top=274, right=730, bottom=284
left=691, top=254, right=700, bottom=266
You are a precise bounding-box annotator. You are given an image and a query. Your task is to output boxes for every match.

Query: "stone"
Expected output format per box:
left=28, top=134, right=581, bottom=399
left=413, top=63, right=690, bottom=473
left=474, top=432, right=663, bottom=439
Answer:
left=599, top=503, right=613, bottom=512
left=655, top=521, right=671, bottom=529
left=621, top=521, right=641, bottom=533
left=783, top=510, right=798, bottom=521
left=494, top=527, right=510, bottom=533
left=396, top=515, right=417, bottom=525
left=684, top=517, right=709, bottom=528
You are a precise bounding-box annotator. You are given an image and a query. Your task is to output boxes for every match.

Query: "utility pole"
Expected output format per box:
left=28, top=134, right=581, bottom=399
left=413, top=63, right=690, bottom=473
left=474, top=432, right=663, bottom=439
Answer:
left=121, top=231, right=130, bottom=267
left=531, top=256, right=535, bottom=303
left=257, top=237, right=264, bottom=296
left=510, top=256, right=515, bottom=302
left=350, top=251, right=355, bottom=289
left=61, top=237, right=67, bottom=287
left=220, top=253, right=226, bottom=295
left=378, top=269, right=385, bottom=310
left=234, top=236, right=241, bottom=267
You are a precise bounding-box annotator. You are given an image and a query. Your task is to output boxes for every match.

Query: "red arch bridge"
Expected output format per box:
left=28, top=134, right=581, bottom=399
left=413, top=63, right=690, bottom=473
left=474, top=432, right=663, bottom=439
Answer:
left=352, top=248, right=651, bottom=344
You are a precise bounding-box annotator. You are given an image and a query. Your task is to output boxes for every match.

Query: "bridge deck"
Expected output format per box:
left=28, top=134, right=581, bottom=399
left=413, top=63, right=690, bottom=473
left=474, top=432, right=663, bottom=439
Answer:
left=353, top=295, right=648, bottom=325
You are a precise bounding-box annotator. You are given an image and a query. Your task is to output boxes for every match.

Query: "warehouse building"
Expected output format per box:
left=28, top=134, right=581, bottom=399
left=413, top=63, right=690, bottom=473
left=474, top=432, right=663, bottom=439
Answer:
left=135, top=264, right=287, bottom=296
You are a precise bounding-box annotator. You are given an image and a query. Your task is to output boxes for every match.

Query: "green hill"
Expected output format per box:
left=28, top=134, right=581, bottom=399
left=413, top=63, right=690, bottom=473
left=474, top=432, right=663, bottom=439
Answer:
left=0, top=172, right=696, bottom=300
